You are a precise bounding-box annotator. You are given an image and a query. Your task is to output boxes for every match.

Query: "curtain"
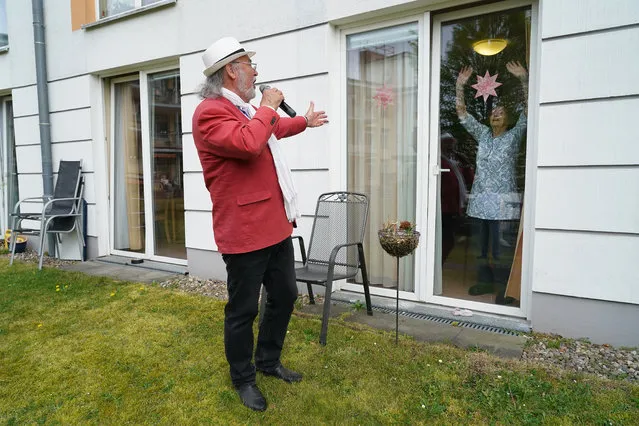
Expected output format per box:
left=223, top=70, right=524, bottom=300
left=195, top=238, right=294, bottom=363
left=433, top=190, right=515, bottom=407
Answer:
left=114, top=81, right=144, bottom=251
left=347, top=24, right=418, bottom=291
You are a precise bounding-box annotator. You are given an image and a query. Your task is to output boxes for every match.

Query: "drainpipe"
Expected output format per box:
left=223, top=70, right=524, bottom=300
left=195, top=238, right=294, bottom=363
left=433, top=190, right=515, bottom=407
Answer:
left=32, top=0, right=54, bottom=252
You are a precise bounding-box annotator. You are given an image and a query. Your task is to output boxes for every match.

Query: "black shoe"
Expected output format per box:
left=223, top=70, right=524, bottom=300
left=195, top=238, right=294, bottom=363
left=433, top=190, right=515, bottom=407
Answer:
left=235, top=383, right=267, bottom=411
left=468, top=282, right=495, bottom=296
left=257, top=364, right=303, bottom=383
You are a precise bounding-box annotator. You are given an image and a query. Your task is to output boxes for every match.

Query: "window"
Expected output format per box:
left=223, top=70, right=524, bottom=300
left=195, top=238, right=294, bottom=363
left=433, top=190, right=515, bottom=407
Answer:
left=0, top=0, right=9, bottom=49
left=433, top=7, right=531, bottom=306
left=110, top=69, right=185, bottom=261
left=1, top=100, right=18, bottom=231
left=99, top=0, right=163, bottom=18
left=346, top=23, right=419, bottom=292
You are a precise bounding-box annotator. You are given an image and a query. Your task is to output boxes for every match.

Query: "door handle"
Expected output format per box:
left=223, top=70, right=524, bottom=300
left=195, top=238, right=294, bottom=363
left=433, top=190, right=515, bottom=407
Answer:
left=432, top=165, right=451, bottom=175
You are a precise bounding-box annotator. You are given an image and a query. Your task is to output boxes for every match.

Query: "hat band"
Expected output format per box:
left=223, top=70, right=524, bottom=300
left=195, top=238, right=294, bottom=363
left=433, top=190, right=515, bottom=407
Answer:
left=218, top=48, right=246, bottom=63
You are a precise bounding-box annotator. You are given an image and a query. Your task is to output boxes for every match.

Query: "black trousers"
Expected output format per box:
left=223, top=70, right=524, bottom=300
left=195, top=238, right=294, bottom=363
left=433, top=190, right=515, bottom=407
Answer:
left=477, top=219, right=500, bottom=259
left=221, top=237, right=298, bottom=387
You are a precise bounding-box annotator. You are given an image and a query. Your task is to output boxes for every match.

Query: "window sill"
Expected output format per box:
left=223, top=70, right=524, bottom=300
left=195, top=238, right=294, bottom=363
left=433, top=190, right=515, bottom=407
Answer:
left=82, top=0, right=177, bottom=30
left=0, top=46, right=8, bottom=54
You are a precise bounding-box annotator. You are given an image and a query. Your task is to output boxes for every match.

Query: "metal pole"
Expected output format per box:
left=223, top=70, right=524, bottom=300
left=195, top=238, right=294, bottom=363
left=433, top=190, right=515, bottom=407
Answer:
left=32, top=0, right=55, bottom=254
left=396, top=256, right=399, bottom=345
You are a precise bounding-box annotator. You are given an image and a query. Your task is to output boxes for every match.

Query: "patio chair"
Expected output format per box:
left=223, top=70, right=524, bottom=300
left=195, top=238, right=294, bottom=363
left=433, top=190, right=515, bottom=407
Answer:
left=261, top=192, right=373, bottom=345
left=9, top=160, right=85, bottom=270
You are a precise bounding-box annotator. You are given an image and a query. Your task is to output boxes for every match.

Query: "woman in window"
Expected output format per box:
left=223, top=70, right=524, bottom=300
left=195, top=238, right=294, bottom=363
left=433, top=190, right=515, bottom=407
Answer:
left=455, top=61, right=528, bottom=265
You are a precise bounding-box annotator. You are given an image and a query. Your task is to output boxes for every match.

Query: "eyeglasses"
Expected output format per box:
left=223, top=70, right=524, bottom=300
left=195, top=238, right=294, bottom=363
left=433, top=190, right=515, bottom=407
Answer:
left=232, top=61, right=258, bottom=71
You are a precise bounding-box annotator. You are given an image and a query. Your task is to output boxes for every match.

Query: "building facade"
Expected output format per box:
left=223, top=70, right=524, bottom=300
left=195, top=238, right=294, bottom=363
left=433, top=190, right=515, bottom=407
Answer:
left=0, top=0, right=637, bottom=346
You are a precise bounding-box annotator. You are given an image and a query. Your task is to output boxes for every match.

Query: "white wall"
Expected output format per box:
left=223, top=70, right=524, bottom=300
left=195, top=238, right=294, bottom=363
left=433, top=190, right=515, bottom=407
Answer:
left=0, top=0, right=36, bottom=90
left=533, top=0, right=639, bottom=304
left=179, top=25, right=333, bottom=256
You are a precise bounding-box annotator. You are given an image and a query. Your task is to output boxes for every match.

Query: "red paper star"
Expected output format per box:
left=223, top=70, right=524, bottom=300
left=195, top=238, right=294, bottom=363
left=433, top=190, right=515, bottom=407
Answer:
left=471, top=71, right=502, bottom=102
left=373, top=85, right=394, bottom=109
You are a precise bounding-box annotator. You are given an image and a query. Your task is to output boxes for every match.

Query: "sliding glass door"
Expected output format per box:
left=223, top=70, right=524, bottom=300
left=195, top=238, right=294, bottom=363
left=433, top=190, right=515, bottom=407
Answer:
left=110, top=69, right=185, bottom=262
left=0, top=99, right=18, bottom=233
left=426, top=2, right=534, bottom=316
left=343, top=20, right=421, bottom=298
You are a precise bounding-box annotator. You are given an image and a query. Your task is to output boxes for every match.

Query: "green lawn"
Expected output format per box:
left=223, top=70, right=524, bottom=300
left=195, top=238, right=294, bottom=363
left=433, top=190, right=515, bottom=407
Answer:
left=1, top=260, right=637, bottom=425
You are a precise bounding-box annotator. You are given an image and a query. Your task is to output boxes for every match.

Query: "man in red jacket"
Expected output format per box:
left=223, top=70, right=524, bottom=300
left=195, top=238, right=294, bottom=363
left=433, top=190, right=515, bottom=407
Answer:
left=192, top=36, right=328, bottom=411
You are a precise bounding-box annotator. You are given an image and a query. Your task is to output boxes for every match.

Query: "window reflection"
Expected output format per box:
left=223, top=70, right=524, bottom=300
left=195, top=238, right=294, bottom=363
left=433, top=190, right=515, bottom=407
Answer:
left=0, top=0, right=8, bottom=48
left=113, top=80, right=145, bottom=253
left=436, top=8, right=531, bottom=306
left=149, top=71, right=185, bottom=259
left=346, top=23, right=419, bottom=291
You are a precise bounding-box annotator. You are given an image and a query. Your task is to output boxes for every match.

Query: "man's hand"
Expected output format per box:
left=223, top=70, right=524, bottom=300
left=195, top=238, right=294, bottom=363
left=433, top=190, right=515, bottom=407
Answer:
left=304, top=102, right=328, bottom=128
left=260, top=87, right=284, bottom=110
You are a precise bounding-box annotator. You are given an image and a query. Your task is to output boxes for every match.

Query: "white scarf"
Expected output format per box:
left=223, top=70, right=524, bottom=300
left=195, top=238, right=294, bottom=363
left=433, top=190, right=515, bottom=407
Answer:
left=221, top=88, right=300, bottom=222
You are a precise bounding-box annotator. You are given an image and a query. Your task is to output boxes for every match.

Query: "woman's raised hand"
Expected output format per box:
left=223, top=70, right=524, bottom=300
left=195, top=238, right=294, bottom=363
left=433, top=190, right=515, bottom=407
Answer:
left=457, top=66, right=474, bottom=88
left=506, top=61, right=528, bottom=79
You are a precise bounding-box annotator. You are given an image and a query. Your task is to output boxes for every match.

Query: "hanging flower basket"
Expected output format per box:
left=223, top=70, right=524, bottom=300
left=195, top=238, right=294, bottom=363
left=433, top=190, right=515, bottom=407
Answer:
left=378, top=220, right=420, bottom=258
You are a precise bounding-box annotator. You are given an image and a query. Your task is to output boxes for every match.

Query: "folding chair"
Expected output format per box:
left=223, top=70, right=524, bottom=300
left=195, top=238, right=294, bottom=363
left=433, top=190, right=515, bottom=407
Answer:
left=291, top=192, right=373, bottom=345
left=9, top=160, right=85, bottom=270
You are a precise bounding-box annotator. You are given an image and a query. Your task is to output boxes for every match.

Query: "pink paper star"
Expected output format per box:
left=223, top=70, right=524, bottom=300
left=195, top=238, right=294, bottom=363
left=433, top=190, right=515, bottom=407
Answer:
left=471, top=71, right=502, bottom=102
left=373, top=85, right=394, bottom=109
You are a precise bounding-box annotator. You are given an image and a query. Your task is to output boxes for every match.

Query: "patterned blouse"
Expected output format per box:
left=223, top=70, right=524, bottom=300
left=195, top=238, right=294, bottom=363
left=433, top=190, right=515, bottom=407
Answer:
left=460, top=112, right=527, bottom=220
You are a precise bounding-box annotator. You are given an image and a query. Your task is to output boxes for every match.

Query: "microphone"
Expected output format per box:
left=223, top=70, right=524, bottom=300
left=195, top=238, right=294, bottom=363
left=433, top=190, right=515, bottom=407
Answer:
left=259, top=85, right=297, bottom=117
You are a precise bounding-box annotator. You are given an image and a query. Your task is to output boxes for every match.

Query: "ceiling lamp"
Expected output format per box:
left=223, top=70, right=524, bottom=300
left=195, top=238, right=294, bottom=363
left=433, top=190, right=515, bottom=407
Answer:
left=472, top=38, right=508, bottom=56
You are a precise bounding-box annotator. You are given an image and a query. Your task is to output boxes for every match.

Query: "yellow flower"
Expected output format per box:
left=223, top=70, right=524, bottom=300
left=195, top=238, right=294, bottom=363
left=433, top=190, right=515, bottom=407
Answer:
left=139, top=286, right=145, bottom=291
left=37, top=323, right=43, bottom=328
left=56, top=288, right=60, bottom=292
left=110, top=292, right=116, bottom=297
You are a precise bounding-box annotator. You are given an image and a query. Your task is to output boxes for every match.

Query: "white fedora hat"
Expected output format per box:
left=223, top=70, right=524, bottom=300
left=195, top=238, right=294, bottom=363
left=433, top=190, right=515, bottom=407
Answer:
left=202, top=36, right=255, bottom=77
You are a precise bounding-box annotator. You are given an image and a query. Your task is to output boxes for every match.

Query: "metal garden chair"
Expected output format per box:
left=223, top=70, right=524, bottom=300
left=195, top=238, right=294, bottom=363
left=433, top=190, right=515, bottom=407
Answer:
left=9, top=160, right=85, bottom=270
left=292, top=191, right=373, bottom=345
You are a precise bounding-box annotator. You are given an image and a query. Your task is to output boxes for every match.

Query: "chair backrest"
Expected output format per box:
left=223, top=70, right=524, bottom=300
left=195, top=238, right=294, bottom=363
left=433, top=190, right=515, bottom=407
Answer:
left=46, top=160, right=83, bottom=216
left=306, top=192, right=369, bottom=276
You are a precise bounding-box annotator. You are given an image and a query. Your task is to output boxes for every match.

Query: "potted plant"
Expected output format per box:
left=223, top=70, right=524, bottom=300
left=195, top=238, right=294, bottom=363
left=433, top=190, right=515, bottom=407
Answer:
left=3, top=230, right=27, bottom=253
left=378, top=220, right=420, bottom=258
left=378, top=220, right=420, bottom=344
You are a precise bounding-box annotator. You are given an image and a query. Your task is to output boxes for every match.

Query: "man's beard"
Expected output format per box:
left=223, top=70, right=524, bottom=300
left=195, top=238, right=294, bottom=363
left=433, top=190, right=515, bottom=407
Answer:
left=238, top=71, right=256, bottom=101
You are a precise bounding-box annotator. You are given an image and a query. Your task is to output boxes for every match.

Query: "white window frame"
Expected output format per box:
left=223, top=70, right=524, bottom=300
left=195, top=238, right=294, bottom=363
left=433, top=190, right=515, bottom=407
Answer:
left=335, top=0, right=540, bottom=319
left=0, top=98, right=9, bottom=233
left=0, top=0, right=9, bottom=52
left=424, top=0, right=539, bottom=318
left=97, top=0, right=162, bottom=19
left=108, top=66, right=187, bottom=265
left=337, top=13, right=428, bottom=303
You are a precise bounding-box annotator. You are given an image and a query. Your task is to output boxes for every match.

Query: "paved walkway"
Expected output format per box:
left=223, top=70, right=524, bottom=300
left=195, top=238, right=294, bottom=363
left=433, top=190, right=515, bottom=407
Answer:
left=61, top=257, right=185, bottom=283
left=298, top=303, right=526, bottom=359
left=60, top=259, right=527, bottom=359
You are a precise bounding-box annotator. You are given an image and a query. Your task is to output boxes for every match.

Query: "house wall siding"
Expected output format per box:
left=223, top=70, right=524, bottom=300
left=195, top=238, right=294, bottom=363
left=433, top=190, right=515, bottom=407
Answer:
left=530, top=0, right=639, bottom=343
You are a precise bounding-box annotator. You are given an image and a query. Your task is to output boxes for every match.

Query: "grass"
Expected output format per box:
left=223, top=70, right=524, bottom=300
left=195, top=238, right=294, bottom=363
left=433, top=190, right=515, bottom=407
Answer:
left=1, top=260, right=638, bottom=425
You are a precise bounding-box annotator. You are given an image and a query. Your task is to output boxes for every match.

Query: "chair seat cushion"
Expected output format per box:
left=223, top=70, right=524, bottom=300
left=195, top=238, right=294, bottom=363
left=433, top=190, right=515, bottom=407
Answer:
left=295, top=263, right=357, bottom=284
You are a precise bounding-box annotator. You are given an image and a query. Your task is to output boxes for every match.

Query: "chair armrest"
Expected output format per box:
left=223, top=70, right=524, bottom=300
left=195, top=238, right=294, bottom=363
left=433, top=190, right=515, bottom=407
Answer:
left=291, top=235, right=307, bottom=265
left=12, top=196, right=50, bottom=213
left=326, top=242, right=363, bottom=280
left=42, top=196, right=83, bottom=213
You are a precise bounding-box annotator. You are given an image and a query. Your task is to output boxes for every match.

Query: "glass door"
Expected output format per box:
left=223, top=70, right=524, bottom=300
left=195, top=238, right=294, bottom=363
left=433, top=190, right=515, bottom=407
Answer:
left=1, top=99, right=18, bottom=236
left=426, top=3, right=534, bottom=315
left=342, top=19, right=423, bottom=300
left=110, top=69, right=185, bottom=262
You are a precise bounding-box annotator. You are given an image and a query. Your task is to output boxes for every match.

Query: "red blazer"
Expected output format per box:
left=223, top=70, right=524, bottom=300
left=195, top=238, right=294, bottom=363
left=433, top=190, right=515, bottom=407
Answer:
left=192, top=96, right=307, bottom=254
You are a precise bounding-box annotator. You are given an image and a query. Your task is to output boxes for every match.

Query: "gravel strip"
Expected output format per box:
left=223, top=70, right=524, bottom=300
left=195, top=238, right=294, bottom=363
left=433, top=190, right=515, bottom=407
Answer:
left=522, top=340, right=639, bottom=382
left=1, top=249, right=79, bottom=268
left=4, top=254, right=637, bottom=383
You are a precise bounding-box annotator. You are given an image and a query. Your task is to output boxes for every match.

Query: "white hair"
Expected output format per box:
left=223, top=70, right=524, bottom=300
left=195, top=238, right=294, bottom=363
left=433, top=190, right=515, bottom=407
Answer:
left=198, top=63, right=240, bottom=99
